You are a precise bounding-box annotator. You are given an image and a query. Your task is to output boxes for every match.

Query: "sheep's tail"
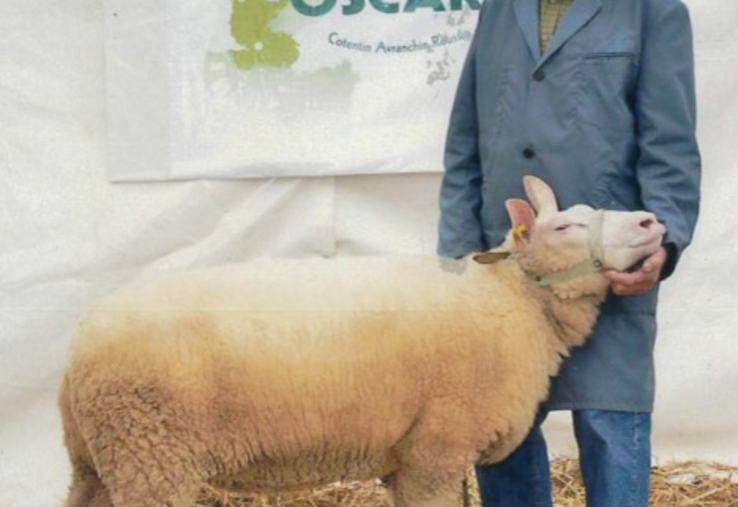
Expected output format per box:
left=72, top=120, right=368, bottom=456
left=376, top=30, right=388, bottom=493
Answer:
left=58, top=374, right=111, bottom=507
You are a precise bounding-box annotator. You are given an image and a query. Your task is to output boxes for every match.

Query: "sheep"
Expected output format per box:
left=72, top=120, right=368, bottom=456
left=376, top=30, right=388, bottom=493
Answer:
left=58, top=176, right=666, bottom=507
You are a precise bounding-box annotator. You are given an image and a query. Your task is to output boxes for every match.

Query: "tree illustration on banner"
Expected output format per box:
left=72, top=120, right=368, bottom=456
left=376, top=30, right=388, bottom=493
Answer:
left=229, top=0, right=300, bottom=69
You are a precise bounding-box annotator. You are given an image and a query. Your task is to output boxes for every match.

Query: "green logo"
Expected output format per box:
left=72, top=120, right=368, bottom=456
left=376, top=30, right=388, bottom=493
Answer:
left=227, top=0, right=479, bottom=71
left=229, top=0, right=300, bottom=70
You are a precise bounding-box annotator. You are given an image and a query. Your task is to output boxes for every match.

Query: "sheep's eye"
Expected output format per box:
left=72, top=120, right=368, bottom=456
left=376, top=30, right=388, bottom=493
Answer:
left=555, top=223, right=587, bottom=231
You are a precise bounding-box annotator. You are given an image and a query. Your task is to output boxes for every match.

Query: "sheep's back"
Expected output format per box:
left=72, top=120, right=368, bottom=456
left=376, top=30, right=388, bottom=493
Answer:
left=71, top=256, right=495, bottom=354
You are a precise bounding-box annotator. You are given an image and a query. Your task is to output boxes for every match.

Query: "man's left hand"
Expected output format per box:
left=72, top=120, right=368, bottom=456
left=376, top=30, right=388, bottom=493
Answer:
left=604, top=247, right=667, bottom=296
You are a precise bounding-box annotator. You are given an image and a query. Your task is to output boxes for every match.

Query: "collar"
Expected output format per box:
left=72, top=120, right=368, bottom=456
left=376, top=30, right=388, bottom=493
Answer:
left=528, top=210, right=606, bottom=287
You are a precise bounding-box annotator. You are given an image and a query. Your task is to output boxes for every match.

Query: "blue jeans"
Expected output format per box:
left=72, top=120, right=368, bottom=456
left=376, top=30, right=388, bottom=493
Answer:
left=475, top=410, right=652, bottom=507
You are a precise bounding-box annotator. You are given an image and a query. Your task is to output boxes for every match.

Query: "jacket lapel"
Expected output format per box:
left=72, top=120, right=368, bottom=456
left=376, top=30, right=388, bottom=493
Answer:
left=537, top=0, right=602, bottom=68
left=513, top=0, right=542, bottom=62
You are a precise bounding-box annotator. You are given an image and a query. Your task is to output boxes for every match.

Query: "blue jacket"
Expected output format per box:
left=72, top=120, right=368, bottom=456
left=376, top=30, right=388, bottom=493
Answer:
left=438, top=0, right=700, bottom=411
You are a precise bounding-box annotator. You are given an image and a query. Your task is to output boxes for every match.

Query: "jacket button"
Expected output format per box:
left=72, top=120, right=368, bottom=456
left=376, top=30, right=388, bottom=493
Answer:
left=522, top=147, right=536, bottom=159
left=533, top=69, right=546, bottom=81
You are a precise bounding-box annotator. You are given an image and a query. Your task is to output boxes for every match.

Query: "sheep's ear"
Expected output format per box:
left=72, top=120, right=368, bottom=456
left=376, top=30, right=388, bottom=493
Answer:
left=523, top=176, right=559, bottom=215
left=505, top=198, right=536, bottom=242
left=473, top=250, right=510, bottom=265
left=475, top=197, right=537, bottom=265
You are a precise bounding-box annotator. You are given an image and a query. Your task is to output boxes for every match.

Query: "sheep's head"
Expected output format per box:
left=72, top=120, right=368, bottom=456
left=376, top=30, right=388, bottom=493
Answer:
left=474, top=176, right=666, bottom=297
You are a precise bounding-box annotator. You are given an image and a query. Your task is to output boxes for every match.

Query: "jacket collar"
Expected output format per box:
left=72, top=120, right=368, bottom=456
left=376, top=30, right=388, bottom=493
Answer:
left=513, top=0, right=602, bottom=69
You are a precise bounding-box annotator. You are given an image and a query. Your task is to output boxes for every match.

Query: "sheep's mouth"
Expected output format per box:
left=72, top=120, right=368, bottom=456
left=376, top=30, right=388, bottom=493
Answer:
left=627, top=233, right=664, bottom=250
left=626, top=235, right=663, bottom=262
left=624, top=240, right=662, bottom=272
left=625, top=257, right=648, bottom=273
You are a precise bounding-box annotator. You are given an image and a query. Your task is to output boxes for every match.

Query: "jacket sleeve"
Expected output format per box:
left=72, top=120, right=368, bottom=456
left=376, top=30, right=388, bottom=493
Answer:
left=635, top=0, right=701, bottom=280
left=437, top=7, right=488, bottom=259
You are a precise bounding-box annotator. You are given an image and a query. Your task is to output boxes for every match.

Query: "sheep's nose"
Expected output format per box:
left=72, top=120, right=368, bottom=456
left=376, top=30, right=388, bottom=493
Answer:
left=639, top=218, right=654, bottom=229
left=638, top=213, right=658, bottom=229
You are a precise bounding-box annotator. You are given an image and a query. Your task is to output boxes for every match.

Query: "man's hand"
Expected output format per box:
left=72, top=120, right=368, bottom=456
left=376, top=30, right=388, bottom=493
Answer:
left=603, top=247, right=667, bottom=296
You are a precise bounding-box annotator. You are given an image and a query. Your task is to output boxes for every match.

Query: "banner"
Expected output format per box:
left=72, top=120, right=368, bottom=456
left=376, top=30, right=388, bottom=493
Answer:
left=104, top=0, right=479, bottom=181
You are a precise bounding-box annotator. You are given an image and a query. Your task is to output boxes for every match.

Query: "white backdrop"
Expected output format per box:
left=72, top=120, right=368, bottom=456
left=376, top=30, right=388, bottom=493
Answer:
left=1, top=1, right=737, bottom=506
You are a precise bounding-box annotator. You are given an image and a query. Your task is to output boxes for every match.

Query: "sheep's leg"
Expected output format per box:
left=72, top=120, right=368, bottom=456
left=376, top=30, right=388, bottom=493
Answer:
left=60, top=376, right=113, bottom=507
left=386, top=467, right=462, bottom=507
left=92, top=429, right=205, bottom=507
left=76, top=384, right=207, bottom=507
left=106, top=474, right=202, bottom=507
left=62, top=473, right=112, bottom=507
left=386, top=404, right=474, bottom=506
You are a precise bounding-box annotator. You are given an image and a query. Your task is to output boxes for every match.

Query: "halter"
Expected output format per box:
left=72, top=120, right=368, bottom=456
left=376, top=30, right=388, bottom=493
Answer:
left=527, top=210, right=606, bottom=287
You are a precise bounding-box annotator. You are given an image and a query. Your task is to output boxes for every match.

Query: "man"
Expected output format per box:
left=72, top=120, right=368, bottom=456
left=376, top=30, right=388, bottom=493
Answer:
left=437, top=0, right=701, bottom=505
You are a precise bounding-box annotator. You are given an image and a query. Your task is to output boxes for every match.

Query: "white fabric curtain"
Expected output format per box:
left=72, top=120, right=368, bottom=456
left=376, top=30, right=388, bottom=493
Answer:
left=1, top=1, right=737, bottom=507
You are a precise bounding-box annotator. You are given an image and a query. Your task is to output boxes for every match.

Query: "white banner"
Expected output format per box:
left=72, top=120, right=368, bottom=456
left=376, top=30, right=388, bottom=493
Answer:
left=104, top=0, right=479, bottom=181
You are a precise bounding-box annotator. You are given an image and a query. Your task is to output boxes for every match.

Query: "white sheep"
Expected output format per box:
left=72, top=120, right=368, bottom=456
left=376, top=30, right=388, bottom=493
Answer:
left=59, top=176, right=665, bottom=507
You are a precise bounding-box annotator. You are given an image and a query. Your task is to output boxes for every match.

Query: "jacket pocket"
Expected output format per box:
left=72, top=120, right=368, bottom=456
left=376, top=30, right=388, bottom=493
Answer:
left=574, top=52, right=638, bottom=132
left=584, top=52, right=636, bottom=61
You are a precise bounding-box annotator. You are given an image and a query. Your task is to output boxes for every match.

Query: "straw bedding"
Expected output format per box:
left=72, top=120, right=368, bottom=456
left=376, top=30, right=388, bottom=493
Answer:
left=194, top=459, right=738, bottom=507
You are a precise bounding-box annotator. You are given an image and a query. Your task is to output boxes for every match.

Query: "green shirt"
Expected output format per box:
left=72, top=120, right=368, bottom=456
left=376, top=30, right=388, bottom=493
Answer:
left=540, top=0, right=575, bottom=53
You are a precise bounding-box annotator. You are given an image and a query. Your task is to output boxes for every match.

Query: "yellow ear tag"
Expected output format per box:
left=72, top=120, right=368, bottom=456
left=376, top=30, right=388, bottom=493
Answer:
left=513, top=225, right=528, bottom=245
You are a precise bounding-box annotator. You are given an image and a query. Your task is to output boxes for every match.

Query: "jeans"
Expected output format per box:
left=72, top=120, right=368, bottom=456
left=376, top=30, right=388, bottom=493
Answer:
left=475, top=410, right=652, bottom=507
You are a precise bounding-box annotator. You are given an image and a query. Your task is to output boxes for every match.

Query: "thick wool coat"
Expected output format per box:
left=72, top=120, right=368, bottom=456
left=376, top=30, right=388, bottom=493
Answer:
left=438, top=0, right=701, bottom=411
left=60, top=256, right=605, bottom=507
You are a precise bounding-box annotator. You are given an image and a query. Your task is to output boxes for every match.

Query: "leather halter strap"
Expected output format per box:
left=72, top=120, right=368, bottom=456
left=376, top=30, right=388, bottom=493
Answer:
left=528, top=210, right=606, bottom=287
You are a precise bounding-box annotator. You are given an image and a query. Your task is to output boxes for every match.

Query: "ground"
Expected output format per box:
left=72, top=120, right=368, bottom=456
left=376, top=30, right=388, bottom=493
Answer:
left=194, top=459, right=738, bottom=507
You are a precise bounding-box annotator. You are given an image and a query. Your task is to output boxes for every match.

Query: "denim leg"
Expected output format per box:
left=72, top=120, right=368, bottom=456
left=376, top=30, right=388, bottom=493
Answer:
left=573, top=410, right=652, bottom=507
left=475, top=411, right=553, bottom=507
